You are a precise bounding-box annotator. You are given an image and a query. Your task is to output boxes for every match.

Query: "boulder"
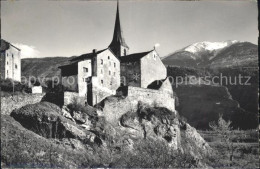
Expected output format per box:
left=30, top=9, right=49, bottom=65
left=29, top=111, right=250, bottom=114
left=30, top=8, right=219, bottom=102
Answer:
left=72, top=111, right=87, bottom=124
left=10, top=102, right=99, bottom=143
left=61, top=106, right=75, bottom=122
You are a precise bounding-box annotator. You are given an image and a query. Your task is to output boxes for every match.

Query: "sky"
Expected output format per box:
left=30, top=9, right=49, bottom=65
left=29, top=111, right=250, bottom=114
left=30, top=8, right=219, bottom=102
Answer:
left=1, top=0, right=258, bottom=58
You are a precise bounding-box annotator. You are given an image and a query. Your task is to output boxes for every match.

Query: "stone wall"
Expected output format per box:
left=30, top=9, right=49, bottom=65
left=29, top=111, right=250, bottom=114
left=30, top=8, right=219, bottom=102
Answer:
left=91, top=76, right=116, bottom=105
left=1, top=94, right=44, bottom=115
left=127, top=86, right=175, bottom=112
left=140, top=50, right=167, bottom=88
left=96, top=49, right=121, bottom=91
left=61, top=75, right=78, bottom=92
left=63, top=91, right=85, bottom=106
left=78, top=60, right=92, bottom=97
left=120, top=61, right=141, bottom=87
left=101, top=83, right=175, bottom=124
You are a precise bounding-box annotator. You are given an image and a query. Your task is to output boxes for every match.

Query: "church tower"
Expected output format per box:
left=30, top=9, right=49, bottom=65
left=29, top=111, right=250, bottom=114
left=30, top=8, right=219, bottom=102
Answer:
left=109, top=0, right=129, bottom=57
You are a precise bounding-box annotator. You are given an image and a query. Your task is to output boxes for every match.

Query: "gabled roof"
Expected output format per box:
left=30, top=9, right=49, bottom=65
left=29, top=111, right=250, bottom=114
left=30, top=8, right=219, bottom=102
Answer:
left=70, top=48, right=107, bottom=62
left=120, top=50, right=153, bottom=63
left=1, top=39, right=21, bottom=52
left=58, top=60, right=78, bottom=69
left=109, top=0, right=129, bottom=49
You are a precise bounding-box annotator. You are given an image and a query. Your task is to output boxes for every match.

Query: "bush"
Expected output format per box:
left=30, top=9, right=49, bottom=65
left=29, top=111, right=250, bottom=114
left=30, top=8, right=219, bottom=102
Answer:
left=1, top=78, right=31, bottom=93
left=67, top=98, right=98, bottom=125
left=111, top=139, right=199, bottom=168
left=137, top=102, right=176, bottom=122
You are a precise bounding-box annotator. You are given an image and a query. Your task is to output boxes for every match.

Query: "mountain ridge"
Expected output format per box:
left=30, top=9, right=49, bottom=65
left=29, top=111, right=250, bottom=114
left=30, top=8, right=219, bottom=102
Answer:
left=163, top=41, right=257, bottom=68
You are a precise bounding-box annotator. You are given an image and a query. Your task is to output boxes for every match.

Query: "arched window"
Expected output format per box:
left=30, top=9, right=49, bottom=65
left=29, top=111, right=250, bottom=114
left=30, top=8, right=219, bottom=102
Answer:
left=108, top=56, right=110, bottom=59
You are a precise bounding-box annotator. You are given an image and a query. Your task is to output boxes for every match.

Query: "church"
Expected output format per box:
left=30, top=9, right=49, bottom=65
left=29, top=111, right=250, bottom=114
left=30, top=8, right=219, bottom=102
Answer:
left=59, top=1, right=167, bottom=106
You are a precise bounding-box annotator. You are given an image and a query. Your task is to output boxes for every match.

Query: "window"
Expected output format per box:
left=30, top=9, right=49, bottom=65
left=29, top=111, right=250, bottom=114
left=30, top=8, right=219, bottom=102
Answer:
left=109, top=71, right=111, bottom=75
left=83, top=67, right=88, bottom=72
left=6, top=53, right=8, bottom=57
left=101, top=80, right=103, bottom=84
left=110, top=81, right=112, bottom=85
left=101, top=59, right=103, bottom=65
left=108, top=56, right=110, bottom=59
left=113, top=72, right=116, bottom=76
left=114, top=63, right=116, bottom=67
left=7, top=70, right=8, bottom=75
left=7, top=61, right=8, bottom=65
left=15, top=64, right=17, bottom=69
left=124, top=49, right=127, bottom=56
left=12, top=54, right=14, bottom=58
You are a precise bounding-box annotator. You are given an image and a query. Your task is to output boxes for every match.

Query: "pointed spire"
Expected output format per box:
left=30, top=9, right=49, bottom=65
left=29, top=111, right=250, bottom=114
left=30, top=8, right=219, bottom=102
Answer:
left=109, top=0, right=129, bottom=49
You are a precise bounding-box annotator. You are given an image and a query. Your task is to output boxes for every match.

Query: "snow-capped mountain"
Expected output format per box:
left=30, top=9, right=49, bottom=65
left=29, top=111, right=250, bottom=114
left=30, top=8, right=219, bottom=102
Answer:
left=162, top=40, right=257, bottom=68
left=182, top=40, right=239, bottom=54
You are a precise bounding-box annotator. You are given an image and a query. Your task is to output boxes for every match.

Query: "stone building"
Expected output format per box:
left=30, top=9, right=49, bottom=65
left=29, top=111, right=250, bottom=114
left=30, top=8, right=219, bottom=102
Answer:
left=0, top=39, right=21, bottom=82
left=59, top=48, right=121, bottom=105
left=120, top=49, right=167, bottom=88
left=59, top=1, right=169, bottom=106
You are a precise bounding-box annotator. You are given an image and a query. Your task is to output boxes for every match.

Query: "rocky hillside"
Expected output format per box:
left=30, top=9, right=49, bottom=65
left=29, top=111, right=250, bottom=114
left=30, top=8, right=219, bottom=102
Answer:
left=163, top=41, right=258, bottom=68
left=167, top=66, right=258, bottom=130
left=174, top=84, right=257, bottom=130
left=1, top=101, right=214, bottom=168
left=21, top=57, right=74, bottom=78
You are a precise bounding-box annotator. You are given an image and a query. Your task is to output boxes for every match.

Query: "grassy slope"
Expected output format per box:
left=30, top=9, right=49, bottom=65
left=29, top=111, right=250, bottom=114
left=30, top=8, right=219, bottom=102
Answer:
left=1, top=115, right=95, bottom=168
left=198, top=130, right=258, bottom=168
left=21, top=57, right=74, bottom=78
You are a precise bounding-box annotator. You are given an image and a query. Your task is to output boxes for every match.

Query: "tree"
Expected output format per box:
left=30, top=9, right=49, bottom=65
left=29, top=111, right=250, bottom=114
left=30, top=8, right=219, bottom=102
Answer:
left=209, top=114, right=235, bottom=166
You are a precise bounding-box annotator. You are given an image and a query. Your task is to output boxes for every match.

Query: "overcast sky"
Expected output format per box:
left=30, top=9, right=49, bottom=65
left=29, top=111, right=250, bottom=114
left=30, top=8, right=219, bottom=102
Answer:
left=1, top=0, right=258, bottom=58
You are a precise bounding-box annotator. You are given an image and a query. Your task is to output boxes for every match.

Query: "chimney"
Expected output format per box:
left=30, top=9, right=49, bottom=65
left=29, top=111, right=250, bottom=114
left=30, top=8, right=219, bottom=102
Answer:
left=93, top=49, right=97, bottom=54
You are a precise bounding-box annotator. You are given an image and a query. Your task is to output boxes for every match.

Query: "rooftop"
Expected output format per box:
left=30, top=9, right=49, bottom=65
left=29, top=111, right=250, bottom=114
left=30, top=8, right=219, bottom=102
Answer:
left=120, top=50, right=153, bottom=63
left=0, top=39, right=21, bottom=52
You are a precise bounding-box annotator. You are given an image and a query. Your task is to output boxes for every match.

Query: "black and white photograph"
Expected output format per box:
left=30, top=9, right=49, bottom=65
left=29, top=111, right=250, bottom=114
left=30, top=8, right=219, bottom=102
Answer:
left=0, top=0, right=259, bottom=168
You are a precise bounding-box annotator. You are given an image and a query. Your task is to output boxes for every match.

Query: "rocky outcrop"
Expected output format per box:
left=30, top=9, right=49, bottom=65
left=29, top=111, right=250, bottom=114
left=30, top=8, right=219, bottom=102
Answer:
left=102, top=102, right=213, bottom=159
left=10, top=102, right=99, bottom=145
left=1, top=115, right=94, bottom=168
left=4, top=99, right=213, bottom=168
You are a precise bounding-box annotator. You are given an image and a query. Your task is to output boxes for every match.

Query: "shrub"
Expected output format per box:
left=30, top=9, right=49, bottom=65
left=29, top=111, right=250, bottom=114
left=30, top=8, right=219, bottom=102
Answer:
left=1, top=78, right=31, bottom=93
left=111, top=139, right=199, bottom=168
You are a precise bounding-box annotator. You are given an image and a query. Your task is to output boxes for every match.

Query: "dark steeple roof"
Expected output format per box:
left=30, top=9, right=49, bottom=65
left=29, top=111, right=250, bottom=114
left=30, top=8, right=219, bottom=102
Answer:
left=109, top=0, right=129, bottom=49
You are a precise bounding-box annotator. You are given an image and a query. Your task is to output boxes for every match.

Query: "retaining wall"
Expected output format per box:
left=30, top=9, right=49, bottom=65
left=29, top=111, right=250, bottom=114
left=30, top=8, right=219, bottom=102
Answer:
left=1, top=94, right=45, bottom=115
